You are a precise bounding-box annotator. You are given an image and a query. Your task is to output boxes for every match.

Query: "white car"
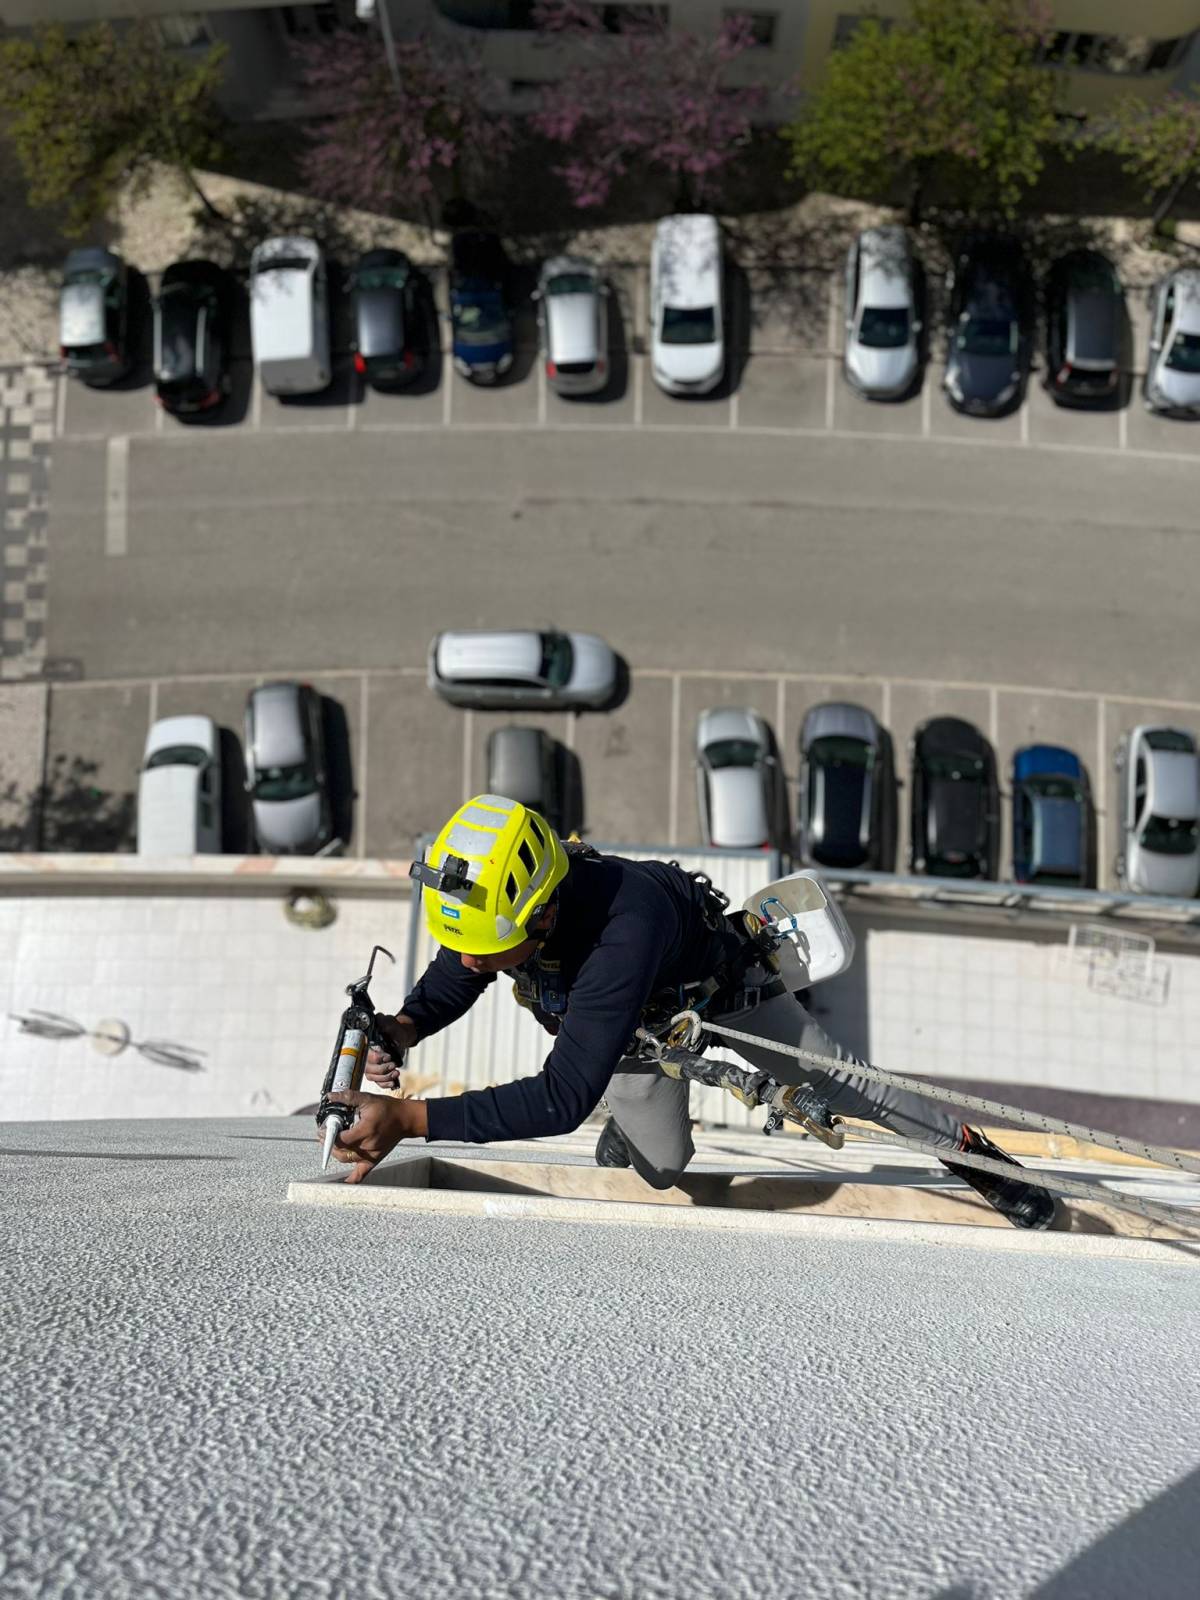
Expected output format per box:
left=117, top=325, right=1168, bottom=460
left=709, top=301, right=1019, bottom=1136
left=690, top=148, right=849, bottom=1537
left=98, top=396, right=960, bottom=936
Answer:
left=844, top=225, right=921, bottom=399
left=649, top=214, right=724, bottom=395
left=137, top=715, right=222, bottom=856
left=695, top=706, right=776, bottom=850
left=249, top=236, right=331, bottom=397
left=429, top=629, right=617, bottom=710
left=1144, top=269, right=1200, bottom=416
left=534, top=255, right=609, bottom=396
left=1115, top=725, right=1200, bottom=897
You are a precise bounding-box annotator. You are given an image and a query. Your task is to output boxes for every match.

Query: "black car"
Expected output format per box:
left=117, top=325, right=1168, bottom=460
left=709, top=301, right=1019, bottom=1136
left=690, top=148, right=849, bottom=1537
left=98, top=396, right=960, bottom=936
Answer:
left=350, top=248, right=426, bottom=390
left=153, top=259, right=232, bottom=415
left=910, top=717, right=999, bottom=879
left=797, top=701, right=887, bottom=869
left=59, top=246, right=132, bottom=386
left=1044, top=249, right=1123, bottom=407
left=943, top=239, right=1031, bottom=417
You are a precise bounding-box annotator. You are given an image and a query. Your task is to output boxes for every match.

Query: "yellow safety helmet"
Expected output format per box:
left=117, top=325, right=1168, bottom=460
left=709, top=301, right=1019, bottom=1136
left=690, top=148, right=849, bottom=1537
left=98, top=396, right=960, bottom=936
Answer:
left=411, top=794, right=570, bottom=955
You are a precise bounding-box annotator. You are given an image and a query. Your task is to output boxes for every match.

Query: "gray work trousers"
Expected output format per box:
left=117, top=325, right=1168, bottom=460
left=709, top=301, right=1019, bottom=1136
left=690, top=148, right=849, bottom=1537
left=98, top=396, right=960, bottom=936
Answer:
left=602, top=986, right=964, bottom=1191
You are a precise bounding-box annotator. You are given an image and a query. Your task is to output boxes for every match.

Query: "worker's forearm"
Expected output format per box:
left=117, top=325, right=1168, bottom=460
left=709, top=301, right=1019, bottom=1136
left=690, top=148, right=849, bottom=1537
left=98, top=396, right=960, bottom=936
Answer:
left=391, top=1012, right=420, bottom=1050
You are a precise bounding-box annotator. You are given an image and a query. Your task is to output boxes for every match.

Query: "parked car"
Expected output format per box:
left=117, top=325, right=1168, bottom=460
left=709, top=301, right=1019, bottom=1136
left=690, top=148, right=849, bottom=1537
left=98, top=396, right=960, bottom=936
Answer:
left=1043, top=250, right=1122, bottom=407
left=350, top=247, right=425, bottom=390
left=1115, top=726, right=1200, bottom=896
left=59, top=246, right=131, bottom=386
left=1011, top=745, right=1089, bottom=887
left=1144, top=268, right=1200, bottom=417
left=943, top=237, right=1031, bottom=416
left=843, top=225, right=921, bottom=399
left=137, top=715, right=222, bottom=856
left=649, top=214, right=724, bottom=395
left=249, top=236, right=331, bottom=397
left=429, top=630, right=617, bottom=710
left=244, top=682, right=333, bottom=854
left=910, top=717, right=999, bottom=879
left=448, top=229, right=513, bottom=384
left=486, top=726, right=562, bottom=828
left=534, top=256, right=609, bottom=396
left=695, top=707, right=775, bottom=850
left=797, top=702, right=886, bottom=869
left=153, top=259, right=231, bottom=416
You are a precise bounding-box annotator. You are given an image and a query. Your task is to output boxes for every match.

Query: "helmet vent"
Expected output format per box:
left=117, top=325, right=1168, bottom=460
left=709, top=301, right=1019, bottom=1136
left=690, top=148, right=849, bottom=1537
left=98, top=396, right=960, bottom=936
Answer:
left=505, top=871, right=519, bottom=906
left=518, top=840, right=536, bottom=875
left=529, top=816, right=545, bottom=847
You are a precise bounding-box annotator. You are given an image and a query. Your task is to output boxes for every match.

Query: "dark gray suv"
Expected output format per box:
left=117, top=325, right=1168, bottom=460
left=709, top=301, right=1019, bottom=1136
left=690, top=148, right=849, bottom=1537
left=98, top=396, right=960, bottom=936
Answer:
left=1044, top=250, right=1123, bottom=407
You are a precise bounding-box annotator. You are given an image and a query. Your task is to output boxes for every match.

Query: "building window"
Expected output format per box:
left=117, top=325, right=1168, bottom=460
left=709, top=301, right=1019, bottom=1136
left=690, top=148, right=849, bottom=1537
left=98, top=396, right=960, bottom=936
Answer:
left=153, top=15, right=213, bottom=48
left=1037, top=29, right=1196, bottom=75
left=724, top=10, right=777, bottom=48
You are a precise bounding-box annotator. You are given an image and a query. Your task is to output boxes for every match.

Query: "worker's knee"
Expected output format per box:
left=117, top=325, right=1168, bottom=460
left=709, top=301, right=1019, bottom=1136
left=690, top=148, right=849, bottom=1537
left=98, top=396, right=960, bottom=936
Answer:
left=632, top=1159, right=688, bottom=1192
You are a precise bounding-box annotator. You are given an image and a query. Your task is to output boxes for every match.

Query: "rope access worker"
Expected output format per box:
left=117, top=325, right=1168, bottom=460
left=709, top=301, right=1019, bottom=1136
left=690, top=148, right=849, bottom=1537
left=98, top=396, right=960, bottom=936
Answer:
left=325, top=794, right=1057, bottom=1229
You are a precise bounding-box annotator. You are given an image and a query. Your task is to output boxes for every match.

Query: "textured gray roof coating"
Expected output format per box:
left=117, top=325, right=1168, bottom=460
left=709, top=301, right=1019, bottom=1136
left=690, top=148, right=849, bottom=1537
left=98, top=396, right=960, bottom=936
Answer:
left=2, top=1117, right=1199, bottom=1600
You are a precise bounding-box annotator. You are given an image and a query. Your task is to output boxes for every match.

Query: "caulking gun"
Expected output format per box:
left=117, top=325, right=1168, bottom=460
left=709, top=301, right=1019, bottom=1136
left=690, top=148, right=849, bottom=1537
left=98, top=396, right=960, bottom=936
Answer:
left=316, top=944, right=396, bottom=1171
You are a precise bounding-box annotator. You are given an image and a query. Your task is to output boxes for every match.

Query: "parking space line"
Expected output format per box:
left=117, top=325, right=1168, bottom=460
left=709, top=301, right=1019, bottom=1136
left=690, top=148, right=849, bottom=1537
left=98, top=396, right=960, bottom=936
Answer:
left=634, top=268, right=645, bottom=427
left=461, top=708, right=472, bottom=797
left=104, top=435, right=129, bottom=556
left=357, top=672, right=369, bottom=858
left=1020, top=399, right=1029, bottom=445
left=775, top=676, right=785, bottom=744
left=155, top=395, right=164, bottom=435
left=148, top=679, right=158, bottom=728
left=346, top=395, right=357, bottom=431
left=881, top=678, right=891, bottom=729
left=1119, top=405, right=1128, bottom=451
left=537, top=357, right=546, bottom=426
left=730, top=388, right=738, bottom=430
left=989, top=685, right=998, bottom=746
left=564, top=711, right=576, bottom=751
left=251, top=373, right=262, bottom=429
left=921, top=378, right=931, bottom=437
left=668, top=673, right=681, bottom=845
left=1096, top=696, right=1107, bottom=885
left=443, top=367, right=452, bottom=427
left=54, top=374, right=67, bottom=439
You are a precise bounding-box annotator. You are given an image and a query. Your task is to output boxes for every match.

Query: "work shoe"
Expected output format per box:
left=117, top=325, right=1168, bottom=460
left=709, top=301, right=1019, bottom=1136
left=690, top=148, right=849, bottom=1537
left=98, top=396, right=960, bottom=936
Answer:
left=940, top=1125, right=1059, bottom=1231
left=595, top=1116, right=632, bottom=1169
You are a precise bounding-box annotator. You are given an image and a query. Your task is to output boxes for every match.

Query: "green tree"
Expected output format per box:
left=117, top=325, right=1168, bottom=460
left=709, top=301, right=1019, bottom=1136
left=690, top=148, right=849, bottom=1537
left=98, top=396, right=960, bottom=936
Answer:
left=1090, top=91, right=1200, bottom=231
left=0, top=22, right=228, bottom=237
left=783, top=0, right=1061, bottom=221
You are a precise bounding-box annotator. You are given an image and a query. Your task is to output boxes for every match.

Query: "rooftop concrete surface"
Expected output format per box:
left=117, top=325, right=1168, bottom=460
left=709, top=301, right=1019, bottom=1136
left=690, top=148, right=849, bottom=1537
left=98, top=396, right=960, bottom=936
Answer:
left=2, top=1116, right=1199, bottom=1600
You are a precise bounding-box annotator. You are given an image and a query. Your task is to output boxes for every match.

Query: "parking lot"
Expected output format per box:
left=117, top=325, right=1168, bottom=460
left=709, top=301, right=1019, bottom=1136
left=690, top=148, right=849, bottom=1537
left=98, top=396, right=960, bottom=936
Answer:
left=4, top=247, right=1196, bottom=889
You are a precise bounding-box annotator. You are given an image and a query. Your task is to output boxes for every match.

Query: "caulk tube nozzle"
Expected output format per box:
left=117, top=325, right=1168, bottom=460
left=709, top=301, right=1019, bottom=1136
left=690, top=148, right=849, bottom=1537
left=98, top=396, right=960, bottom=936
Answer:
left=320, top=1114, right=344, bottom=1173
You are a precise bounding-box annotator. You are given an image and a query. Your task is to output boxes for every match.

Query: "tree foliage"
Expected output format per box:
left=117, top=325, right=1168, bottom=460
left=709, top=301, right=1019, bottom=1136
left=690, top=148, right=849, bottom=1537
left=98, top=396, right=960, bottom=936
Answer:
left=530, top=1, right=771, bottom=210
left=293, top=27, right=511, bottom=218
left=1090, top=91, right=1200, bottom=225
left=0, top=22, right=228, bottom=237
left=783, top=0, right=1061, bottom=219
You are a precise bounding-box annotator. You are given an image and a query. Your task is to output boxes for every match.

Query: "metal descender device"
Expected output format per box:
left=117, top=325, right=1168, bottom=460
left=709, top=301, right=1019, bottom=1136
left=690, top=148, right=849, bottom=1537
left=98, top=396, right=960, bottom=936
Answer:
left=316, top=944, right=395, bottom=1171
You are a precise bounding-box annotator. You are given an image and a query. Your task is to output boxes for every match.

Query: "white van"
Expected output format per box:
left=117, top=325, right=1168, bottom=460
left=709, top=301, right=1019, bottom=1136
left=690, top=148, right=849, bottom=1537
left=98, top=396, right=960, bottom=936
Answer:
left=249, top=236, right=331, bottom=396
left=137, top=716, right=222, bottom=856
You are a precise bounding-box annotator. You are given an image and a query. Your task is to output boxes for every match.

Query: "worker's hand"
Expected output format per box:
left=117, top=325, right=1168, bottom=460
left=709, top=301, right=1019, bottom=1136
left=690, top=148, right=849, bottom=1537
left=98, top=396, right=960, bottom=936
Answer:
left=365, top=1013, right=419, bottom=1090
left=321, top=1090, right=428, bottom=1184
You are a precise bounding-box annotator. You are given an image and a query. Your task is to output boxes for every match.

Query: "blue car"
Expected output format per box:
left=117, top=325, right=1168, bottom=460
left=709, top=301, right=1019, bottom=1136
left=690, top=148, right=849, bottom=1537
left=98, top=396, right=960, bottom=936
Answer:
left=449, top=229, right=514, bottom=385
left=1011, top=745, right=1089, bottom=886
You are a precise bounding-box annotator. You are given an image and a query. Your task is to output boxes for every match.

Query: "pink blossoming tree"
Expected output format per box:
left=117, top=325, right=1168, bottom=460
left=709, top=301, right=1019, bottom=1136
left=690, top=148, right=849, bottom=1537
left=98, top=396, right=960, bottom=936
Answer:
left=292, top=27, right=512, bottom=222
left=530, top=2, right=772, bottom=210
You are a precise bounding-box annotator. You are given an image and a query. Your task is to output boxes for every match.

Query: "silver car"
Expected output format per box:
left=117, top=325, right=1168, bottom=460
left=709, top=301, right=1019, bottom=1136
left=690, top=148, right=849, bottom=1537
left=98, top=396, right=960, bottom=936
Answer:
left=1114, top=725, right=1200, bottom=897
left=429, top=629, right=617, bottom=710
left=695, top=707, right=776, bottom=850
left=1144, top=268, right=1200, bottom=416
left=534, top=256, right=609, bottom=396
left=244, top=682, right=333, bottom=855
left=844, top=226, right=921, bottom=399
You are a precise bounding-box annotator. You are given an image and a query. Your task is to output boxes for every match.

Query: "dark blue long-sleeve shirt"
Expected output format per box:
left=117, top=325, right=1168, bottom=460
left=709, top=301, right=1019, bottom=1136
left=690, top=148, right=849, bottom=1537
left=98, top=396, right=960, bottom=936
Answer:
left=404, top=852, right=742, bottom=1144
